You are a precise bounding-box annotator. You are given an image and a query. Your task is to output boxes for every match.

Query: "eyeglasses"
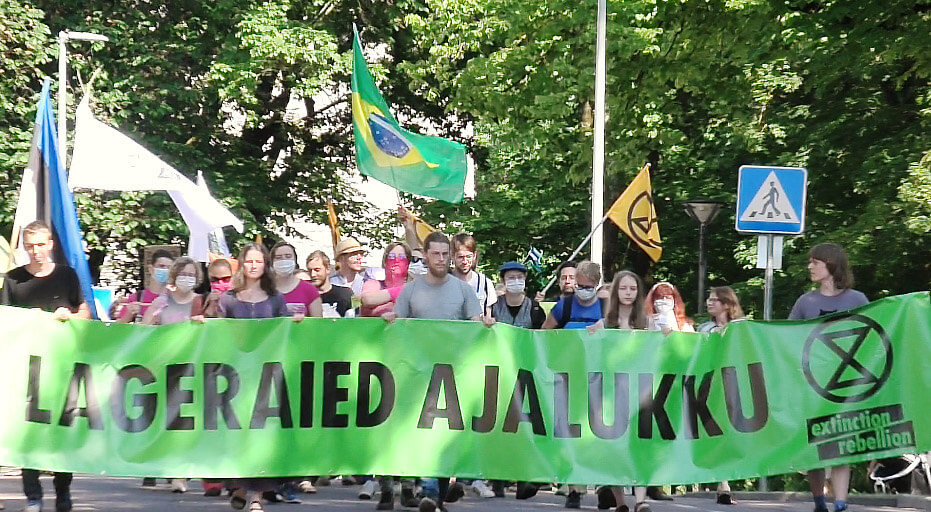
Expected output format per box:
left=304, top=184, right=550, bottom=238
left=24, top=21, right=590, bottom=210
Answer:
left=386, top=253, right=408, bottom=261
left=210, top=276, right=232, bottom=283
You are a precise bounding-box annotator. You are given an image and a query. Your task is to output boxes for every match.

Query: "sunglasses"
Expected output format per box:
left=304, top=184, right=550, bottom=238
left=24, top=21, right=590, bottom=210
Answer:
left=210, top=276, right=232, bottom=283
left=411, top=256, right=423, bottom=264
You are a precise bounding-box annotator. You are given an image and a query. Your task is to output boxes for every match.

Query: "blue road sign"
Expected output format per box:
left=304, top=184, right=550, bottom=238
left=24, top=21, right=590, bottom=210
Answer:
left=736, top=165, right=807, bottom=234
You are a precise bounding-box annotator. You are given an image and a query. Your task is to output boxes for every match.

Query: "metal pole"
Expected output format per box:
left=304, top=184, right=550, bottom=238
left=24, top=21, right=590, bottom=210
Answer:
left=590, top=0, right=607, bottom=271
left=763, top=233, right=774, bottom=321
left=758, top=232, right=775, bottom=493
left=58, top=31, right=68, bottom=166
left=541, top=211, right=612, bottom=295
left=697, top=222, right=707, bottom=313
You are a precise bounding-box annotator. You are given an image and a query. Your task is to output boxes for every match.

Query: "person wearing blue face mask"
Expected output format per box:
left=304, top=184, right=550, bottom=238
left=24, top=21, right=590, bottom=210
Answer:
left=115, top=249, right=174, bottom=324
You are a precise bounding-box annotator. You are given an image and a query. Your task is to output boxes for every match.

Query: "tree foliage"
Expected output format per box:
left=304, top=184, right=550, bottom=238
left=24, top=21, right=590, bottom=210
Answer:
left=0, top=0, right=928, bottom=311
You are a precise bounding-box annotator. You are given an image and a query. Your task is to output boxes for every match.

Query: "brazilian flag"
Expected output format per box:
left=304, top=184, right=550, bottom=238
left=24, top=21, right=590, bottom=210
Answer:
left=352, top=27, right=467, bottom=203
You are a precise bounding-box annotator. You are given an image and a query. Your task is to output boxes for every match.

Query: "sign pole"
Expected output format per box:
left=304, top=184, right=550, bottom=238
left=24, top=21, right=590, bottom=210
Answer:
left=763, top=234, right=774, bottom=322
left=758, top=232, right=775, bottom=492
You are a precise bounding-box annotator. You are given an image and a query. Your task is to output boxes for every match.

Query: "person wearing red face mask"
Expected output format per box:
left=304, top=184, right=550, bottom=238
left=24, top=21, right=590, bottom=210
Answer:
left=202, top=258, right=234, bottom=317
left=360, top=241, right=411, bottom=317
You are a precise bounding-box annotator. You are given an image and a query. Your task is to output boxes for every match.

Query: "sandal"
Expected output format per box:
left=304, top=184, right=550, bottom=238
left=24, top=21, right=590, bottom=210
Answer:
left=230, top=489, right=248, bottom=510
left=716, top=492, right=735, bottom=505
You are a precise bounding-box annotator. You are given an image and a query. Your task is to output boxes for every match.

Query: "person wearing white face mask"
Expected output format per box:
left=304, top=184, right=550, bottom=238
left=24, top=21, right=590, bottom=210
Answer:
left=645, top=282, right=694, bottom=334
left=541, top=260, right=605, bottom=509
left=140, top=256, right=205, bottom=494
left=271, top=241, right=323, bottom=319
left=491, top=261, right=546, bottom=329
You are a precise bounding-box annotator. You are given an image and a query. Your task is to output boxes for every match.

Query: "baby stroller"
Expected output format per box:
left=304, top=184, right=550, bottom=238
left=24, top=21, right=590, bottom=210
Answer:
left=869, top=453, right=931, bottom=495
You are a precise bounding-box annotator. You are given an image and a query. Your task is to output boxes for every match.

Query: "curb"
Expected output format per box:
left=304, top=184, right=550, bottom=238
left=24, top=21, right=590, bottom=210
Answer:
left=685, top=491, right=931, bottom=510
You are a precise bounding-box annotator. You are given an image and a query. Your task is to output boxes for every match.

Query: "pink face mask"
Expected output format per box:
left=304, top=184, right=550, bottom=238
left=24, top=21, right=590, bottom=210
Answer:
left=386, top=253, right=409, bottom=279
left=211, top=281, right=233, bottom=293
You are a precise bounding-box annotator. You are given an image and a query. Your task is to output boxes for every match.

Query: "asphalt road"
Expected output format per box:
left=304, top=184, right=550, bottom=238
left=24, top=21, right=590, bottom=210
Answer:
left=0, top=475, right=917, bottom=512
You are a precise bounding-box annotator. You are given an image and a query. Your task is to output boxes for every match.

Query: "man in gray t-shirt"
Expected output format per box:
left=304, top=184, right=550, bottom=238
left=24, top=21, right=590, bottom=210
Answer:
left=383, top=233, right=487, bottom=323
left=381, top=231, right=491, bottom=512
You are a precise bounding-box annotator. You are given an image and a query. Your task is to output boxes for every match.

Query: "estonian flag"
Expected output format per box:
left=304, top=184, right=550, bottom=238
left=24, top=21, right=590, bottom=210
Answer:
left=10, top=79, right=97, bottom=318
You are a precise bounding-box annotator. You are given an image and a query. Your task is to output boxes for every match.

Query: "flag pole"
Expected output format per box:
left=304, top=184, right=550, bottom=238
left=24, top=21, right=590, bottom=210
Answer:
left=590, top=0, right=608, bottom=272
left=540, top=211, right=611, bottom=296
left=57, top=30, right=108, bottom=168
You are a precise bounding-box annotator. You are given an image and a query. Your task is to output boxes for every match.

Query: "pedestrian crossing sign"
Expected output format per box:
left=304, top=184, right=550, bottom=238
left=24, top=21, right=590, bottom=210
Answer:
left=736, top=165, right=807, bottom=234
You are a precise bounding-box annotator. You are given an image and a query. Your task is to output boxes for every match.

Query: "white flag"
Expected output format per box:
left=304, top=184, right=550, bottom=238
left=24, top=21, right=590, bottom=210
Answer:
left=186, top=171, right=233, bottom=262
left=68, top=95, right=244, bottom=250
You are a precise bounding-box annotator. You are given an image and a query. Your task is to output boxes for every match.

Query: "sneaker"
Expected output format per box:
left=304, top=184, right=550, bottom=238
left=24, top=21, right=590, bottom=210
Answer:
left=279, top=484, right=302, bottom=504
left=376, top=488, right=394, bottom=510
left=634, top=503, right=651, bottom=512
left=400, top=488, right=420, bottom=508
left=716, top=492, right=734, bottom=505
left=470, top=480, right=495, bottom=498
left=171, top=478, right=187, bottom=493
left=646, top=487, right=672, bottom=501
left=359, top=480, right=379, bottom=500
left=298, top=480, right=317, bottom=494
left=515, top=482, right=538, bottom=500
left=55, top=492, right=72, bottom=512
left=566, top=490, right=582, bottom=509
left=417, top=497, right=436, bottom=512
left=25, top=500, right=42, bottom=512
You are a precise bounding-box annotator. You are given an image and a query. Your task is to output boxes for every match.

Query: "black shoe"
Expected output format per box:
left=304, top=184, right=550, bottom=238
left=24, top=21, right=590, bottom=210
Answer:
left=142, top=478, right=156, bottom=487
left=597, top=487, right=616, bottom=510
left=418, top=497, right=437, bottom=512
left=262, top=490, right=281, bottom=503
left=566, top=491, right=582, bottom=509
left=516, top=482, right=538, bottom=500
left=491, top=481, right=505, bottom=498
left=716, top=492, right=734, bottom=505
left=646, top=487, right=672, bottom=501
left=377, top=489, right=394, bottom=511
left=400, top=488, right=420, bottom=508
left=445, top=483, right=464, bottom=503
left=55, top=492, right=72, bottom=512
left=205, top=487, right=222, bottom=497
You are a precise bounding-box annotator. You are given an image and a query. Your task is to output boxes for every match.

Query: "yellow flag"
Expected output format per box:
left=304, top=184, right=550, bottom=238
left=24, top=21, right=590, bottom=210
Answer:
left=326, top=200, right=342, bottom=255
left=606, top=164, right=662, bottom=262
left=398, top=205, right=436, bottom=246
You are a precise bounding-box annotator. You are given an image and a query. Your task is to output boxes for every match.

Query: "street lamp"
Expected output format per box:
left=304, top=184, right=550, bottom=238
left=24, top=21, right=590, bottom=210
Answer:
left=58, top=30, right=109, bottom=165
left=683, top=200, right=724, bottom=313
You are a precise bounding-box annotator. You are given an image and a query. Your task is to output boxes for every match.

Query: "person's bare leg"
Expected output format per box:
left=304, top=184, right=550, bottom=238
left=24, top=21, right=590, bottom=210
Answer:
left=809, top=469, right=828, bottom=511
left=831, top=465, right=850, bottom=510
left=633, top=487, right=647, bottom=501
left=609, top=487, right=627, bottom=509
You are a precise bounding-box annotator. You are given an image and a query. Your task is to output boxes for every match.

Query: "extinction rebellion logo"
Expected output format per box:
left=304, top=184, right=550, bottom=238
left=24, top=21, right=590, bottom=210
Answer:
left=802, top=313, right=915, bottom=460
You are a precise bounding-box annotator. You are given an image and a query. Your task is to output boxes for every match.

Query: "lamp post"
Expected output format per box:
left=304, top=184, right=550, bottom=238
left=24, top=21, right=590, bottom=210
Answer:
left=683, top=200, right=724, bottom=313
left=58, top=30, right=109, bottom=165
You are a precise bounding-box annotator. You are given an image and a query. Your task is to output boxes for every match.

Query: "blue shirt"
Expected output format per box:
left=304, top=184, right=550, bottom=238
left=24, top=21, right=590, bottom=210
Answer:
left=551, top=295, right=604, bottom=329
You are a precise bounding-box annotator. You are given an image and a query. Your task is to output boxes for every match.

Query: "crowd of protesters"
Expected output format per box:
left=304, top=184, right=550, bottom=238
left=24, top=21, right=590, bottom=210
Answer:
left=0, top=213, right=869, bottom=512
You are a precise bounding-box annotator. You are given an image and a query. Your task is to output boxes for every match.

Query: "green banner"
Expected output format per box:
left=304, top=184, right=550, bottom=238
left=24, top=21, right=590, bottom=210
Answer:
left=0, top=292, right=929, bottom=485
